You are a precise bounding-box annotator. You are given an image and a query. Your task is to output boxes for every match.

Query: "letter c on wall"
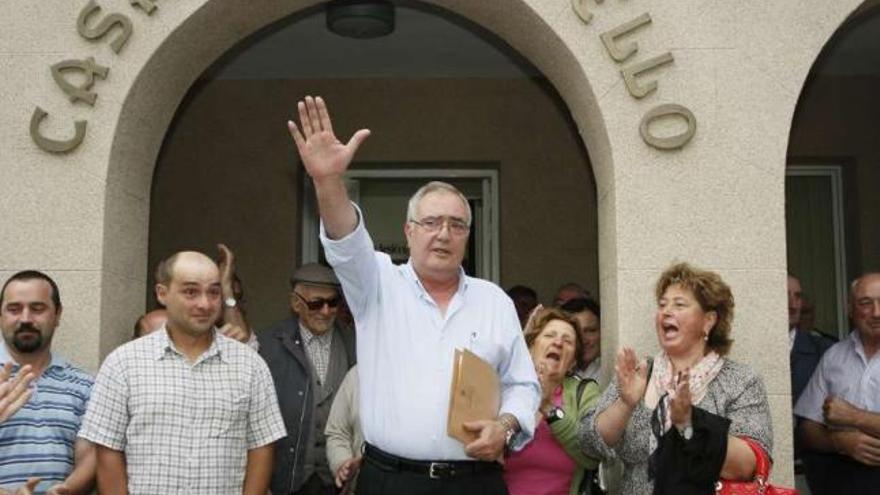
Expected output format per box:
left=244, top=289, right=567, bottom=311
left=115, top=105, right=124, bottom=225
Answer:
left=30, top=107, right=87, bottom=154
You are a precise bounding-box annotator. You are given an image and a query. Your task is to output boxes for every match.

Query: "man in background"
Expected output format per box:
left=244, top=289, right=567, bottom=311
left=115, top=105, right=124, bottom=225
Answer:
left=259, top=263, right=356, bottom=495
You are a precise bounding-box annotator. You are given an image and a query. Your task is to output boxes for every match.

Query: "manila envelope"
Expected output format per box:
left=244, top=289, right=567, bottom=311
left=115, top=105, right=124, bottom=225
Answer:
left=447, top=348, right=501, bottom=445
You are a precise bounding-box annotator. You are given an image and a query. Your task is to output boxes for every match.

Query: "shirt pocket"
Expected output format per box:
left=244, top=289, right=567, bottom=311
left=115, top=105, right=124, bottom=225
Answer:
left=208, top=394, right=249, bottom=439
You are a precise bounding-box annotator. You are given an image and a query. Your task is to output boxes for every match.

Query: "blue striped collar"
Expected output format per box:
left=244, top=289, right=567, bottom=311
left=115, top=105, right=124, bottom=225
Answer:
left=0, top=341, right=66, bottom=371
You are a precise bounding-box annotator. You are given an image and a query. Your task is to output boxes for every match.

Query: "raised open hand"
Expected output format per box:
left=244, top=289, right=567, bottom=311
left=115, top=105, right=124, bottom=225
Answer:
left=287, top=96, right=370, bottom=181
left=615, top=347, right=648, bottom=408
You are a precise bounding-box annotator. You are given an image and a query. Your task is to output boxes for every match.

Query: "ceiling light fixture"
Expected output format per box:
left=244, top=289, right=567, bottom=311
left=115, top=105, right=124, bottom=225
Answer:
left=326, top=0, right=396, bottom=39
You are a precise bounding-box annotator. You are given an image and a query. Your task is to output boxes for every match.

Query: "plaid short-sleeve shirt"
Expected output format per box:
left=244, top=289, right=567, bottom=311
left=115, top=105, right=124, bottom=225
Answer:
left=79, top=327, right=286, bottom=495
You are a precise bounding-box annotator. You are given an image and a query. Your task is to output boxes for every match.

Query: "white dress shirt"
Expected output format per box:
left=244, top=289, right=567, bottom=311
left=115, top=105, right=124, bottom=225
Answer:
left=793, top=330, right=880, bottom=423
left=321, top=205, right=540, bottom=460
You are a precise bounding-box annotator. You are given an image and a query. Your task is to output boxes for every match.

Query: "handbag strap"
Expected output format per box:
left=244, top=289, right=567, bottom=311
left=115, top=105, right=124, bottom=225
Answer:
left=739, top=437, right=771, bottom=481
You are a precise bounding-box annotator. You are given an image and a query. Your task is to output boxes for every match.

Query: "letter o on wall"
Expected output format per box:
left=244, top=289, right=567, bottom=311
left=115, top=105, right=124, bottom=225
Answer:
left=639, top=103, right=697, bottom=150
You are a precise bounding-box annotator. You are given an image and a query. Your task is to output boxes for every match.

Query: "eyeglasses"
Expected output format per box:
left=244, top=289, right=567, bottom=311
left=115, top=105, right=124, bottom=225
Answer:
left=409, top=216, right=470, bottom=236
left=293, top=292, right=341, bottom=311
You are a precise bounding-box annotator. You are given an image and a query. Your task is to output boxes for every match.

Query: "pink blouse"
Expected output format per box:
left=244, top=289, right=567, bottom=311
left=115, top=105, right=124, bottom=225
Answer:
left=503, top=387, right=576, bottom=495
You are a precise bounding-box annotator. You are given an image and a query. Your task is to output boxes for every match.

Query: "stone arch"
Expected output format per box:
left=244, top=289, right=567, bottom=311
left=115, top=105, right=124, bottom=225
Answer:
left=99, top=0, right=613, bottom=356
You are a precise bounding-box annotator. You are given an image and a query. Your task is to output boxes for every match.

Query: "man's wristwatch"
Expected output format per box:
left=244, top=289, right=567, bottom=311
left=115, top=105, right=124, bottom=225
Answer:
left=545, top=407, right=565, bottom=425
left=498, top=414, right=520, bottom=449
left=224, top=297, right=237, bottom=308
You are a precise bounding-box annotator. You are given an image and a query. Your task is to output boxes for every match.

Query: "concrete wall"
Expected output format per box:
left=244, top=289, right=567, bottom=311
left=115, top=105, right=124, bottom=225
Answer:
left=1, top=0, right=868, bottom=484
left=149, top=77, right=598, bottom=331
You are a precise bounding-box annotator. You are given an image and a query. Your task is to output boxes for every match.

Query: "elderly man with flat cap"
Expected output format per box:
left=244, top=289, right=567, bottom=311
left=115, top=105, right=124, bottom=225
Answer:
left=258, top=263, right=357, bottom=495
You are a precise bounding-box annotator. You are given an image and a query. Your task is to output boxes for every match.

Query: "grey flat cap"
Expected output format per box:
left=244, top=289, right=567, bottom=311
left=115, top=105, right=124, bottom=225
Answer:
left=290, top=263, right=340, bottom=288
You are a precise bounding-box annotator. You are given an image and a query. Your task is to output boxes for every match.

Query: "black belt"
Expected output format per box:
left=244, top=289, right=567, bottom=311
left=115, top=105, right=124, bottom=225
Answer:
left=364, top=443, right=500, bottom=480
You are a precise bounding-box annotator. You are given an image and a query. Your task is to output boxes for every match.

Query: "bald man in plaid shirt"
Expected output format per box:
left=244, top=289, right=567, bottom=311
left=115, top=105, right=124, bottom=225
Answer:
left=79, top=252, right=286, bottom=495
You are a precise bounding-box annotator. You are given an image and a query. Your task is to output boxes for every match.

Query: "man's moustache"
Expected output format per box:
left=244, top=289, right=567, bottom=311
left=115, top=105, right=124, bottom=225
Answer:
left=15, top=323, right=39, bottom=333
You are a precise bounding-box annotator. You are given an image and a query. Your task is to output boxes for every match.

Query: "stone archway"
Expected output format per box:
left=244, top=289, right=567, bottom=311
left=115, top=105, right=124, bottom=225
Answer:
left=99, top=0, right=614, bottom=357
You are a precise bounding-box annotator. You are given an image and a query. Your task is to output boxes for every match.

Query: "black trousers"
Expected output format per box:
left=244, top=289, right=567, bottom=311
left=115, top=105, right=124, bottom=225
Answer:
left=804, top=452, right=880, bottom=495
left=294, top=473, right=338, bottom=495
left=356, top=454, right=507, bottom=495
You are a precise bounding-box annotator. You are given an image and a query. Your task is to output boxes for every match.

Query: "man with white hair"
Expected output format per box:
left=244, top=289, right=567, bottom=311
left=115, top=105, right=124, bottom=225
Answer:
left=795, top=272, right=880, bottom=494
left=287, top=96, right=539, bottom=495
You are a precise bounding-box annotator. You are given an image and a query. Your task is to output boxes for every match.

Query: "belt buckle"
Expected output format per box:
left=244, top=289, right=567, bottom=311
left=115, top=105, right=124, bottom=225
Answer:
left=429, top=462, right=454, bottom=479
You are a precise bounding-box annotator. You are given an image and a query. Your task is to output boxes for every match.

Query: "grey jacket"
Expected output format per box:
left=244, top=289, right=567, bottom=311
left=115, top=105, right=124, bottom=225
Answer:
left=258, top=317, right=356, bottom=495
left=579, top=359, right=773, bottom=495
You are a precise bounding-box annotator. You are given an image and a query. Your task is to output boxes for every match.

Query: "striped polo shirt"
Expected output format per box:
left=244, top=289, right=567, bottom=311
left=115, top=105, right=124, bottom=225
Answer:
left=0, top=343, right=93, bottom=493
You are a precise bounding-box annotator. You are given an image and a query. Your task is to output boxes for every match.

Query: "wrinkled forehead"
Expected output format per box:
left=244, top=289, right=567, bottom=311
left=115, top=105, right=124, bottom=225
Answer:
left=415, top=190, right=469, bottom=220
left=854, top=275, right=880, bottom=300
left=540, top=319, right=577, bottom=338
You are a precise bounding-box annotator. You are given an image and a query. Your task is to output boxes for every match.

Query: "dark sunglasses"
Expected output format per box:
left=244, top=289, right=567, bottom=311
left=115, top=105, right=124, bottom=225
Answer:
left=293, top=292, right=341, bottom=311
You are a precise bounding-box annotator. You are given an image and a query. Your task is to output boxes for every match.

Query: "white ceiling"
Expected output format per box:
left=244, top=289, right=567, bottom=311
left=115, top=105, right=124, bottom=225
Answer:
left=211, top=4, right=880, bottom=80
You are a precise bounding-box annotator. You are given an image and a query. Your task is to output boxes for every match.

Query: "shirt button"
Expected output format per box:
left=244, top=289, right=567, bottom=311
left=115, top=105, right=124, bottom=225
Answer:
left=298, top=390, right=304, bottom=396
left=289, top=447, right=296, bottom=453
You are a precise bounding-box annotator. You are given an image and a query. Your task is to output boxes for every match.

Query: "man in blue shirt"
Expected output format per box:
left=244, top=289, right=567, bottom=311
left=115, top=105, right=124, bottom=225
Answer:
left=0, top=271, right=95, bottom=495
left=287, top=96, right=540, bottom=495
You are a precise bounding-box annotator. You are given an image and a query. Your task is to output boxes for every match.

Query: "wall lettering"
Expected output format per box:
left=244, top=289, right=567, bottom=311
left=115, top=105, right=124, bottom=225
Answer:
left=31, top=0, right=160, bottom=154
left=600, top=13, right=651, bottom=63
left=621, top=52, right=674, bottom=99
left=639, top=103, right=697, bottom=150
left=572, top=0, right=696, bottom=150
left=51, top=57, right=109, bottom=105
left=77, top=0, right=134, bottom=54
left=29, top=107, right=88, bottom=154
left=571, top=0, right=604, bottom=25
left=129, top=0, right=158, bottom=15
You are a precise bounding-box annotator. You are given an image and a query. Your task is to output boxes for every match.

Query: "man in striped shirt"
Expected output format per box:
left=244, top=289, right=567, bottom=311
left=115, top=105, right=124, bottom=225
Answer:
left=0, top=270, right=95, bottom=494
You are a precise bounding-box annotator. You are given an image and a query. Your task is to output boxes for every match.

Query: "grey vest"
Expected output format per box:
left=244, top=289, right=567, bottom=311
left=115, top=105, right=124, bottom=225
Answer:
left=301, top=329, right=351, bottom=485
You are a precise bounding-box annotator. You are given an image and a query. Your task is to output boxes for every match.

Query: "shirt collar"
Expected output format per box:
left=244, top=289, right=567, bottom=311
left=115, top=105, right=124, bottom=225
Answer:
left=402, top=259, right=469, bottom=298
left=0, top=341, right=66, bottom=371
left=850, top=329, right=874, bottom=364
left=154, top=325, right=226, bottom=364
left=299, top=323, right=333, bottom=346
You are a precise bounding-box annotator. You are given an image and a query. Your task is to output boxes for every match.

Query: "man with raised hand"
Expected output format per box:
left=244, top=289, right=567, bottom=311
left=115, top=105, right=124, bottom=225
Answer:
left=79, top=251, right=286, bottom=495
left=287, top=96, right=539, bottom=495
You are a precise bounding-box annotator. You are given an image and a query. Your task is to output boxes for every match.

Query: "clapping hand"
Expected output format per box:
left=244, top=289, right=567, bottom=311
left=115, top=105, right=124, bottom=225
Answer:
left=615, top=348, right=648, bottom=409
left=669, top=370, right=692, bottom=429
left=287, top=96, right=370, bottom=181
left=0, top=478, right=40, bottom=495
left=0, top=363, right=35, bottom=423
left=44, top=483, right=70, bottom=495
